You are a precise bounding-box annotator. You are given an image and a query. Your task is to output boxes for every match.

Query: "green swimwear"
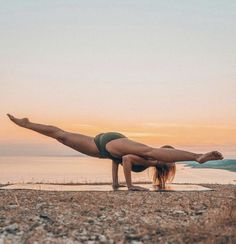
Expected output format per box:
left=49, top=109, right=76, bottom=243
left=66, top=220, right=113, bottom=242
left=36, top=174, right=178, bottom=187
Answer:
left=94, top=132, right=148, bottom=172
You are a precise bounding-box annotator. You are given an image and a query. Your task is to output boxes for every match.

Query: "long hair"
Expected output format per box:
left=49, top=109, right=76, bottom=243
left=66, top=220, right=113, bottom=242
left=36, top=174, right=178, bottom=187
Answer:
left=152, top=145, right=176, bottom=189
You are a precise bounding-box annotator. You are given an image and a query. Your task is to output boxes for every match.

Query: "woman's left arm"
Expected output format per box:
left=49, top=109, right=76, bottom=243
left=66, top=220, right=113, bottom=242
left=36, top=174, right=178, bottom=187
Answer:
left=112, top=160, right=119, bottom=189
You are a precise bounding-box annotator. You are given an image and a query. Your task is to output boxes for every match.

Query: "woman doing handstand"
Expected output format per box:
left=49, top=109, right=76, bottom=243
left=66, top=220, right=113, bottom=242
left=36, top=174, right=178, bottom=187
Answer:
left=7, top=114, right=223, bottom=191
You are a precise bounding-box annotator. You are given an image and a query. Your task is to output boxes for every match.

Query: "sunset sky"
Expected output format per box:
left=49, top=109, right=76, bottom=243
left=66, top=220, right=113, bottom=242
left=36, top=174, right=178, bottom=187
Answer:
left=1, top=1, right=235, bottom=157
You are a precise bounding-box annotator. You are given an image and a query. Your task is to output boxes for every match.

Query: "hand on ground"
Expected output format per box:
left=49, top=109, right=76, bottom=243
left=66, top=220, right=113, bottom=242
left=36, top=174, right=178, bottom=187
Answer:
left=112, top=184, right=126, bottom=190
left=128, top=185, right=149, bottom=191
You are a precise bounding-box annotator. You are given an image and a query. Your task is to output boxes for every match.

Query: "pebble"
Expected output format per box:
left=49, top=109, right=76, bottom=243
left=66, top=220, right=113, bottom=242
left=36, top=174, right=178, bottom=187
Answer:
left=98, top=234, right=107, bottom=242
left=195, top=210, right=206, bottom=215
left=4, top=223, right=19, bottom=234
left=39, top=213, right=53, bottom=223
left=36, top=203, right=46, bottom=209
left=80, top=235, right=88, bottom=241
left=126, top=234, right=142, bottom=241
left=173, top=210, right=185, bottom=215
left=114, top=212, right=120, bottom=217
left=16, top=231, right=24, bottom=236
left=142, top=234, right=151, bottom=240
left=7, top=204, right=18, bottom=209
left=118, top=218, right=125, bottom=224
left=81, top=229, right=87, bottom=235
left=87, top=241, right=95, bottom=244
left=99, top=215, right=106, bottom=220
left=37, top=197, right=43, bottom=201
left=87, top=217, right=94, bottom=224
left=90, top=235, right=96, bottom=240
left=0, top=237, right=5, bottom=244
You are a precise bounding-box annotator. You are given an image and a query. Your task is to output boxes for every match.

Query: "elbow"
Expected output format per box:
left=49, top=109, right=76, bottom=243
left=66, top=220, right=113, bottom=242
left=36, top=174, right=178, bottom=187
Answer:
left=122, top=155, right=131, bottom=163
left=122, top=155, right=132, bottom=168
left=122, top=155, right=132, bottom=162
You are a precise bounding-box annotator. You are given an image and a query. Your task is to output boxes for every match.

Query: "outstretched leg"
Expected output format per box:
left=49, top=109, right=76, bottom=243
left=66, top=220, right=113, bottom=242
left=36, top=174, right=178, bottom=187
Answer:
left=7, top=114, right=100, bottom=157
left=7, top=114, right=65, bottom=139
left=105, top=138, right=223, bottom=163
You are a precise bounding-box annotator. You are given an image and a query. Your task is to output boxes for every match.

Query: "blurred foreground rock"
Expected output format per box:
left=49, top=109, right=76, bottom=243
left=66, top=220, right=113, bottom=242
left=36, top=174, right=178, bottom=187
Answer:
left=0, top=184, right=235, bottom=243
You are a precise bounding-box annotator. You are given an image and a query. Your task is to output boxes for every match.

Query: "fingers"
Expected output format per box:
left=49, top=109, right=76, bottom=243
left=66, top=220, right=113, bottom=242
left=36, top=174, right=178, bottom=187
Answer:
left=128, top=186, right=149, bottom=191
left=129, top=188, right=148, bottom=191
left=129, top=188, right=141, bottom=191
left=118, top=184, right=126, bottom=188
left=112, top=184, right=127, bottom=190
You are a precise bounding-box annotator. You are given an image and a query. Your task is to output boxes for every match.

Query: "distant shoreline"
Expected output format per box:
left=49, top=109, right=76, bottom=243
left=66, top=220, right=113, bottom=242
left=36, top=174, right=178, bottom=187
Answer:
left=184, top=159, right=236, bottom=173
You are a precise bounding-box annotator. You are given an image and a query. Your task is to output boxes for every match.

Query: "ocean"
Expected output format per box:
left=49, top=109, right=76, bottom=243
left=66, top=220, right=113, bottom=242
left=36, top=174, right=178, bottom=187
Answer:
left=0, top=156, right=235, bottom=185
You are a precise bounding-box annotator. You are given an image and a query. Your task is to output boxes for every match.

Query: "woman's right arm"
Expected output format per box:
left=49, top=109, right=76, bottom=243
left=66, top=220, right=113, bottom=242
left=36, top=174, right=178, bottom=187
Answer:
left=122, top=158, right=133, bottom=189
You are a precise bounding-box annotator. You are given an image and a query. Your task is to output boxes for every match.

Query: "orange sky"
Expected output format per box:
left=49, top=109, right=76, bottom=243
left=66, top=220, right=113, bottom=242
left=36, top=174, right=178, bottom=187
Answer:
left=0, top=1, right=236, bottom=157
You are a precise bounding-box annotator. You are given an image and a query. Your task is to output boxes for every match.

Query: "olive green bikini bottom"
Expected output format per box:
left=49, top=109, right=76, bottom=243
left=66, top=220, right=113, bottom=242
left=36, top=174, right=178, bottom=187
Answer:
left=94, top=132, right=126, bottom=163
left=94, top=132, right=148, bottom=172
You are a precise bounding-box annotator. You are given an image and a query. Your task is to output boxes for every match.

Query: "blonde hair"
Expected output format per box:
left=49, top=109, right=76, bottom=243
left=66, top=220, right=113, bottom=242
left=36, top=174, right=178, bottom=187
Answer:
left=152, top=145, right=176, bottom=189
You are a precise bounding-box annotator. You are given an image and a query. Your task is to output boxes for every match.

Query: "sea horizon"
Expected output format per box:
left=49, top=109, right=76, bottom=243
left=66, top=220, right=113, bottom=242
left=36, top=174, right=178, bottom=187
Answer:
left=1, top=155, right=235, bottom=185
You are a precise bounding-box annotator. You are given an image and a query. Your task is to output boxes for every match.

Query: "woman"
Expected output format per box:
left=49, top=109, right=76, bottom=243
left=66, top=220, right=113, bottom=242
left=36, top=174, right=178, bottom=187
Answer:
left=7, top=114, right=223, bottom=191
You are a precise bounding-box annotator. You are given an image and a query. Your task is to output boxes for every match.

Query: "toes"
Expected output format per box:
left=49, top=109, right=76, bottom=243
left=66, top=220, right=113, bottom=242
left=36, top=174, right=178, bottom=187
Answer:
left=217, top=152, right=223, bottom=158
left=7, top=114, right=15, bottom=120
left=216, top=151, right=222, bottom=157
left=218, top=153, right=224, bottom=159
left=212, top=151, right=223, bottom=159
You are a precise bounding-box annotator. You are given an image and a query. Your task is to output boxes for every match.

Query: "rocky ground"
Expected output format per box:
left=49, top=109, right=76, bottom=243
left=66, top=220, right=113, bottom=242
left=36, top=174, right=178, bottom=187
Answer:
left=0, top=184, right=235, bottom=243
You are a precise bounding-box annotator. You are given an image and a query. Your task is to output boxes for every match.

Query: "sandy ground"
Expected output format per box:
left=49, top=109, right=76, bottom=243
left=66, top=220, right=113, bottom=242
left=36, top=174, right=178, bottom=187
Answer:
left=0, top=184, right=236, bottom=244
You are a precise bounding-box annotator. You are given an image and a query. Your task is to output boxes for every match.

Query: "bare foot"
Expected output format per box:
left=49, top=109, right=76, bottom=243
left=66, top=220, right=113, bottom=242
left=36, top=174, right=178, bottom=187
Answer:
left=196, top=151, right=224, bottom=164
left=7, top=114, right=29, bottom=128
